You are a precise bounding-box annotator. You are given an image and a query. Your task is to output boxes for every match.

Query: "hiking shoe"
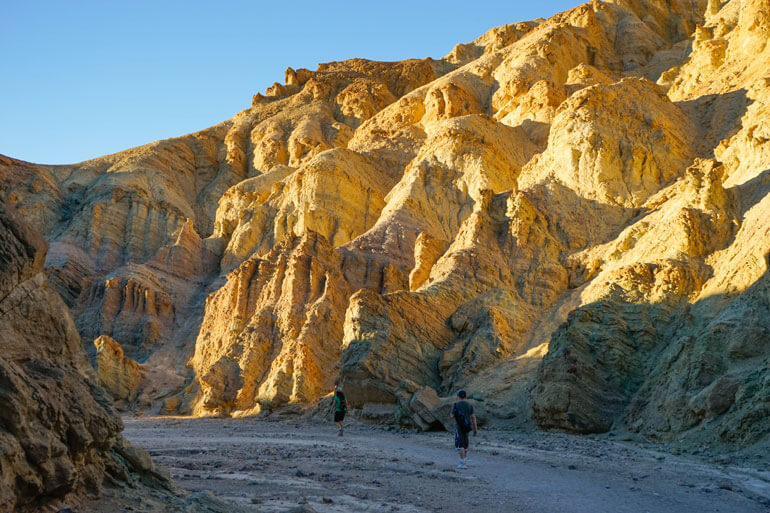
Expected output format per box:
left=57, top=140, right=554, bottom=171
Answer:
left=338, top=429, right=343, bottom=437
left=456, top=463, right=467, bottom=470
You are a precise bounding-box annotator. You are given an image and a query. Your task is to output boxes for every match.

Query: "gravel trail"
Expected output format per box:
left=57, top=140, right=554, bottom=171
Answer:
left=120, top=416, right=770, bottom=513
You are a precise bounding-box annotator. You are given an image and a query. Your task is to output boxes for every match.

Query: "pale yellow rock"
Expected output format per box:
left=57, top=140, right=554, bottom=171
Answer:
left=348, top=92, right=428, bottom=173
left=214, top=148, right=394, bottom=272
left=341, top=188, right=567, bottom=409
left=148, top=218, right=217, bottom=279
left=423, top=76, right=485, bottom=123
left=522, top=78, right=696, bottom=210
left=335, top=78, right=397, bottom=127
left=408, top=232, right=449, bottom=291
left=94, top=335, right=144, bottom=402
left=250, top=121, right=289, bottom=172
left=564, top=63, right=617, bottom=95
left=517, top=77, right=698, bottom=253
left=444, top=21, right=540, bottom=65
left=341, top=114, right=539, bottom=294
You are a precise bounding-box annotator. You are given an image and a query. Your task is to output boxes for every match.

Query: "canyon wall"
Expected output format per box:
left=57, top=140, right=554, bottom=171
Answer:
left=0, top=201, right=244, bottom=512
left=2, top=0, right=769, bottom=453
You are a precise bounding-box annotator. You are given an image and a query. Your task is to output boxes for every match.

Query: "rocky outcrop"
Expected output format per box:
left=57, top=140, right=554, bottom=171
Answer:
left=630, top=270, right=770, bottom=446
left=408, top=232, right=448, bottom=291
left=0, top=201, right=252, bottom=512
left=0, top=202, right=173, bottom=512
left=213, top=148, right=396, bottom=272
left=519, top=77, right=698, bottom=250
left=94, top=335, right=144, bottom=404
left=340, top=114, right=539, bottom=294
left=532, top=156, right=740, bottom=432
left=190, top=232, right=351, bottom=415
left=341, top=189, right=566, bottom=413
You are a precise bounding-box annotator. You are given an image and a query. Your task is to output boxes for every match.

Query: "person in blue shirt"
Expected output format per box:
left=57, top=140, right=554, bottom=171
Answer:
left=450, top=390, right=478, bottom=469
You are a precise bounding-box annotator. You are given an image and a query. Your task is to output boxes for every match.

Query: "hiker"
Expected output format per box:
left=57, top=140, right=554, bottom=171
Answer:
left=450, top=390, right=478, bottom=469
left=330, top=386, right=347, bottom=436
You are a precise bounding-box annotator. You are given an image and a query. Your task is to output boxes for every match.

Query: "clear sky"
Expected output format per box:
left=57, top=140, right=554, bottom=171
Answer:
left=1, top=1, right=581, bottom=164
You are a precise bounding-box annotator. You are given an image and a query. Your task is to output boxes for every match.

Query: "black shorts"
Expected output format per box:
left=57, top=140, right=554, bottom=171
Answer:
left=455, top=429, right=469, bottom=449
left=334, top=411, right=346, bottom=422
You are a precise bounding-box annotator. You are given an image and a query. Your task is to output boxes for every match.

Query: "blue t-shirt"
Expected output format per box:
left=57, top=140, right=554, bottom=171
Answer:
left=452, top=400, right=474, bottom=432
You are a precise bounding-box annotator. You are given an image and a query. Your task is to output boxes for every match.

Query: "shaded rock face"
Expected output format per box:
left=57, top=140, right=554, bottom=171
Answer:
left=0, top=203, right=171, bottom=512
left=1, top=0, right=769, bottom=454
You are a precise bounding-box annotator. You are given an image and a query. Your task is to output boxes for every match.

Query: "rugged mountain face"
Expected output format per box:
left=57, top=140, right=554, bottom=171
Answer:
left=1, top=200, right=129, bottom=511
left=2, top=0, right=769, bottom=452
left=0, top=201, right=247, bottom=512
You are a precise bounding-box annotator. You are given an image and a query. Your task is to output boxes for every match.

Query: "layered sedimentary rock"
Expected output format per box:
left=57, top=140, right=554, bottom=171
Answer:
left=190, top=232, right=351, bottom=415
left=0, top=202, right=171, bottom=512
left=2, top=0, right=770, bottom=453
left=0, top=202, right=251, bottom=513
left=531, top=0, right=770, bottom=443
left=0, top=57, right=448, bottom=416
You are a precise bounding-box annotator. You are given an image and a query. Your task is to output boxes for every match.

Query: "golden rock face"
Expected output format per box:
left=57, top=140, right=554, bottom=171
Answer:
left=190, top=231, right=351, bottom=415
left=94, top=334, right=144, bottom=403
left=2, top=0, right=770, bottom=447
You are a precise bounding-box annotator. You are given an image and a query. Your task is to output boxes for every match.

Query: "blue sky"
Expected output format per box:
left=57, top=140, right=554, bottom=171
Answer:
left=1, top=1, right=581, bottom=164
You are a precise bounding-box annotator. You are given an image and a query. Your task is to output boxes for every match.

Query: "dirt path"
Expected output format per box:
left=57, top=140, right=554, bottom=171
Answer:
left=121, top=416, right=770, bottom=513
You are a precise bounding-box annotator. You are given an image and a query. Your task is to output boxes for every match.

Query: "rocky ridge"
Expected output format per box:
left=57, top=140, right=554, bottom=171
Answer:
left=1, top=0, right=769, bottom=457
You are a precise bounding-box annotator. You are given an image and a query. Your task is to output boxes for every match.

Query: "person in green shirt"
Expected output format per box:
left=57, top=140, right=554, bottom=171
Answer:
left=330, top=386, right=347, bottom=436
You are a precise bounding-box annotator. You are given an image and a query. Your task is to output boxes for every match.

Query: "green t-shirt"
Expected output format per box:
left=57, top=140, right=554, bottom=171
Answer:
left=333, top=394, right=346, bottom=412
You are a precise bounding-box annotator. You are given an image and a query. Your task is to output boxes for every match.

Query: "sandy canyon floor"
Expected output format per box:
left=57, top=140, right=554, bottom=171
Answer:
left=90, top=416, right=770, bottom=513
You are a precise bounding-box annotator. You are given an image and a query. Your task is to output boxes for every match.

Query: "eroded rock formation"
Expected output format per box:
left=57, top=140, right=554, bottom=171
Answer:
left=190, top=231, right=351, bottom=415
left=2, top=0, right=769, bottom=454
left=0, top=202, right=204, bottom=512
